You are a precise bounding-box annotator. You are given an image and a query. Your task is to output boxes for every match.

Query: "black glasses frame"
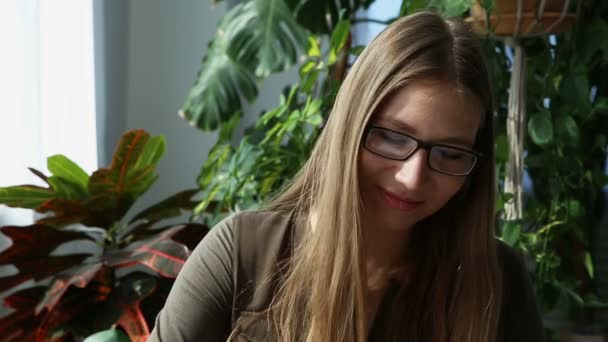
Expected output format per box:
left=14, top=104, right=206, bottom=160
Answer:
left=363, top=125, right=482, bottom=176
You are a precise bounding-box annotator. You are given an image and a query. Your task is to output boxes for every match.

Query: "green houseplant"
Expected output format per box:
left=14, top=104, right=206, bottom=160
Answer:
left=0, top=129, right=207, bottom=341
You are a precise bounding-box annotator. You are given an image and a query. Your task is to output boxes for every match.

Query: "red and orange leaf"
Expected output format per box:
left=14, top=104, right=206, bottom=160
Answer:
left=0, top=254, right=91, bottom=293
left=0, top=286, right=46, bottom=342
left=36, top=262, right=103, bottom=314
left=108, top=129, right=149, bottom=172
left=117, top=302, right=149, bottom=342
left=0, top=224, right=92, bottom=264
left=106, top=239, right=189, bottom=278
left=88, top=130, right=158, bottom=221
left=36, top=284, right=107, bottom=341
left=36, top=198, right=90, bottom=227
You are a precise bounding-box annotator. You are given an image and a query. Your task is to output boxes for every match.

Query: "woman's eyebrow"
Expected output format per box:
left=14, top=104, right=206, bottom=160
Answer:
left=375, top=117, right=475, bottom=147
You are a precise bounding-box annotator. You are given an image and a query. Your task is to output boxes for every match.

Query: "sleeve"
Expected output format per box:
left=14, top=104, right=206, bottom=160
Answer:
left=498, top=243, right=545, bottom=342
left=148, top=214, right=236, bottom=342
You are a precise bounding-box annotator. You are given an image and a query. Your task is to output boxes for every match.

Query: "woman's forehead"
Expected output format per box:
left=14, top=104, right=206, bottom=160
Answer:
left=372, top=80, right=483, bottom=146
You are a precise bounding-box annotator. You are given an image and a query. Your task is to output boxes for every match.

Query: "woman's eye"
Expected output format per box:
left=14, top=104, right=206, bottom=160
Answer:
left=380, top=131, right=408, bottom=145
left=439, top=149, right=466, bottom=160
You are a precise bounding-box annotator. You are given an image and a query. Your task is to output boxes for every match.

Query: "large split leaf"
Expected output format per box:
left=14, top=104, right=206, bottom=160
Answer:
left=286, top=0, right=374, bottom=34
left=180, top=0, right=308, bottom=130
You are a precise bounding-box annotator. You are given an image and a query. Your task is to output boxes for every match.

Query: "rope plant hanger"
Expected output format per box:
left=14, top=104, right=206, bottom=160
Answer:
left=467, top=0, right=576, bottom=220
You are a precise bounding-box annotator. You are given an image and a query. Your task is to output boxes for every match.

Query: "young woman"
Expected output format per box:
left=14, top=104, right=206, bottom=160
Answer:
left=149, top=11, right=544, bottom=342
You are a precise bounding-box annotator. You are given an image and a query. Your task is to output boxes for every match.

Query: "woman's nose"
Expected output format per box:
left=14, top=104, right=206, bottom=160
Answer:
left=394, top=149, right=429, bottom=189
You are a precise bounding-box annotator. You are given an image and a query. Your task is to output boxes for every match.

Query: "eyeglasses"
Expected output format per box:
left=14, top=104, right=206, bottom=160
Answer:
left=363, top=125, right=480, bottom=176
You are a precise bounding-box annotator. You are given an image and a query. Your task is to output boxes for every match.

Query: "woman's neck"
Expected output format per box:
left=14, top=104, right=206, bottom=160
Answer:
left=364, top=224, right=412, bottom=288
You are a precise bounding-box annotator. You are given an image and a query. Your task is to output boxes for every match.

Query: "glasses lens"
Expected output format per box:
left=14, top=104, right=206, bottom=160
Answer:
left=429, top=146, right=476, bottom=175
left=365, top=128, right=417, bottom=159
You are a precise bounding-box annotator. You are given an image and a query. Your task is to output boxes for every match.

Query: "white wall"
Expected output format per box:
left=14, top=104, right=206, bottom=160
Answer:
left=123, top=0, right=298, bottom=217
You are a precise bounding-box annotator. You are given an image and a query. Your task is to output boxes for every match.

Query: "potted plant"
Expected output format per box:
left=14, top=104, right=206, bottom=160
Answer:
left=0, top=129, right=207, bottom=341
left=467, top=0, right=577, bottom=36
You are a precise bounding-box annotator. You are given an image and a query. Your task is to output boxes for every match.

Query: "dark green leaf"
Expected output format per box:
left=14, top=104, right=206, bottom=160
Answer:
left=560, top=72, right=590, bottom=109
left=401, top=0, right=429, bottom=16
left=329, top=19, right=351, bottom=64
left=0, top=185, right=54, bottom=209
left=235, top=0, right=308, bottom=77
left=500, top=221, right=521, bottom=247
left=528, top=112, right=554, bottom=146
left=179, top=40, right=258, bottom=130
left=495, top=133, right=509, bottom=162
left=430, top=0, right=470, bottom=17
left=594, top=96, right=608, bottom=113
left=28, top=167, right=49, bottom=184
left=559, top=282, right=584, bottom=306
left=129, top=189, right=199, bottom=225
left=180, top=0, right=308, bottom=130
left=567, top=200, right=585, bottom=218
left=554, top=115, right=578, bottom=146
left=583, top=252, right=594, bottom=279
left=48, top=176, right=87, bottom=200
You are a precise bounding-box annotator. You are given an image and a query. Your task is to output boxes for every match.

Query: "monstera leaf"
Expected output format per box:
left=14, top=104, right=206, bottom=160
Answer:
left=286, top=0, right=374, bottom=34
left=179, top=0, right=308, bottom=130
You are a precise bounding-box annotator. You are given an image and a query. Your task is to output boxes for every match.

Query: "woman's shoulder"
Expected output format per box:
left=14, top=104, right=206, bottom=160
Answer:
left=227, top=209, right=296, bottom=312
left=225, top=209, right=294, bottom=247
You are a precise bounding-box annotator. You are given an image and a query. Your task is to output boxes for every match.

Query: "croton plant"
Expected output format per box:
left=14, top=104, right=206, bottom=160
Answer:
left=0, top=129, right=208, bottom=341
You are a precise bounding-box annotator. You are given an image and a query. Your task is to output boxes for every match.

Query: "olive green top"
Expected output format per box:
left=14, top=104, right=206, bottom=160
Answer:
left=149, top=210, right=545, bottom=341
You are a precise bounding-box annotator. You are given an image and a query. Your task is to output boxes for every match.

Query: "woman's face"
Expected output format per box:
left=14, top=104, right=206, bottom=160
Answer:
left=358, top=80, right=483, bottom=232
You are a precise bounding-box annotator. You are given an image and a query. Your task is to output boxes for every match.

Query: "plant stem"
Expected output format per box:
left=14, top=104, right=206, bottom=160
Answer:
left=352, top=17, right=393, bottom=25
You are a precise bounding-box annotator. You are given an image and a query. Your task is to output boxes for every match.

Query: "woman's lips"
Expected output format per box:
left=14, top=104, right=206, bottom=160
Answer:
left=379, top=188, right=423, bottom=211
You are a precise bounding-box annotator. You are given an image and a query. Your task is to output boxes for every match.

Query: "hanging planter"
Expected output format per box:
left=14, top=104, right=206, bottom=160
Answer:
left=466, top=0, right=577, bottom=37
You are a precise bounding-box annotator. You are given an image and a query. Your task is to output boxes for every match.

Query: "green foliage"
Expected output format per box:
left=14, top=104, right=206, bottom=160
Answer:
left=180, top=0, right=373, bottom=131
left=490, top=1, right=608, bottom=329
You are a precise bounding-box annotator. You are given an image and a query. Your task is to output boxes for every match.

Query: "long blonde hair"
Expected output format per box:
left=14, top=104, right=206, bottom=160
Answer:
left=265, top=11, right=501, bottom=342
